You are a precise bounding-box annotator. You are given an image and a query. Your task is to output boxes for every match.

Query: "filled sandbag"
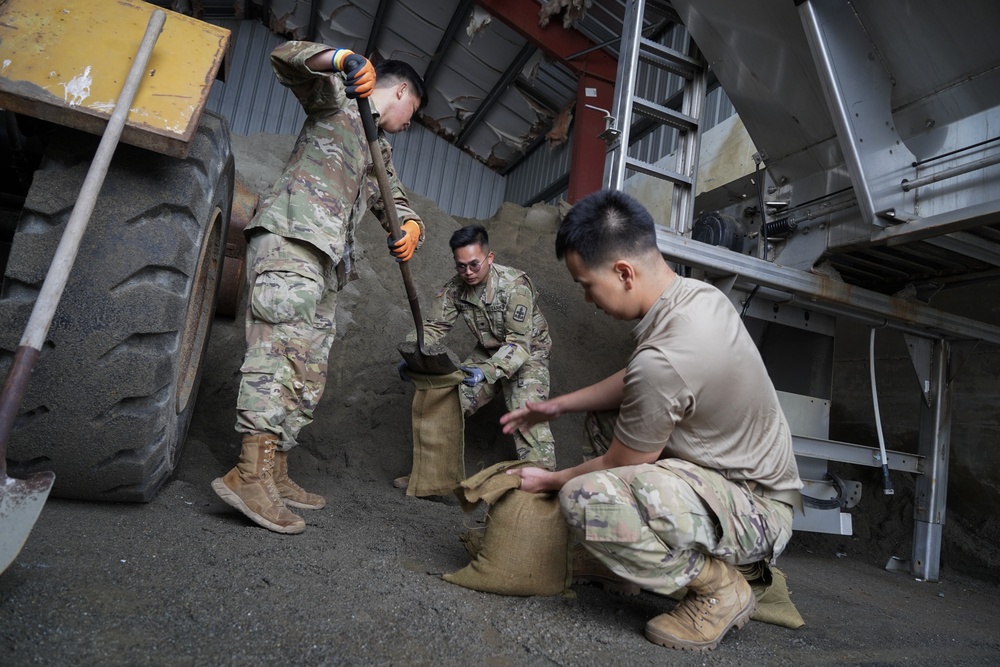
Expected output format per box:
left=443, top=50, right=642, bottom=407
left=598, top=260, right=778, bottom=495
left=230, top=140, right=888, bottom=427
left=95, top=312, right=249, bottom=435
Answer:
left=405, top=369, right=466, bottom=497
left=444, top=461, right=571, bottom=596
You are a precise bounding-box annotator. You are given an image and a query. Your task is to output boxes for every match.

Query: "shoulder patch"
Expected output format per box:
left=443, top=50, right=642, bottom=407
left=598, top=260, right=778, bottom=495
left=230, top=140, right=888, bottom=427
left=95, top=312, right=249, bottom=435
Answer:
left=506, top=291, right=533, bottom=336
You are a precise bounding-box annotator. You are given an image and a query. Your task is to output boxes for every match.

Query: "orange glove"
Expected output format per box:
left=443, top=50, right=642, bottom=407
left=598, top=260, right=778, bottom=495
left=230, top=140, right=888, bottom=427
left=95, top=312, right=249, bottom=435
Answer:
left=388, top=220, right=421, bottom=262
left=333, top=49, right=375, bottom=99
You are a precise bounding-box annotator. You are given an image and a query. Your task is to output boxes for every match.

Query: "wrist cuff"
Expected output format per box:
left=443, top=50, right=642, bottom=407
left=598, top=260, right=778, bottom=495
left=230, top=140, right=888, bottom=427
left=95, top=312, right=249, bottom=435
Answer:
left=332, top=48, right=353, bottom=71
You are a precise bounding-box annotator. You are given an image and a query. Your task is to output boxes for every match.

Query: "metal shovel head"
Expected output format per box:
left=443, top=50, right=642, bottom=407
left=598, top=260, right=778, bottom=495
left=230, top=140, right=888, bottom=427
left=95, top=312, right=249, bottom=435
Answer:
left=398, top=340, right=461, bottom=376
left=0, top=471, right=55, bottom=575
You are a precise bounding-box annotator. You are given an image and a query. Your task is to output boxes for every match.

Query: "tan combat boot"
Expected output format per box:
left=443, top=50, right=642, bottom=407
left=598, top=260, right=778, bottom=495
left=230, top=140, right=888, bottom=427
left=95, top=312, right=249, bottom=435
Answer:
left=211, top=434, right=306, bottom=534
left=272, top=449, right=326, bottom=510
left=644, top=556, right=756, bottom=651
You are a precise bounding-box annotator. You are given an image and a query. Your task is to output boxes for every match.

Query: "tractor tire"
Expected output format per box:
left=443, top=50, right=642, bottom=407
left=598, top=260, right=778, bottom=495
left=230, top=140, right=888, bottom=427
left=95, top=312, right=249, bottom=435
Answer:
left=0, top=111, right=235, bottom=502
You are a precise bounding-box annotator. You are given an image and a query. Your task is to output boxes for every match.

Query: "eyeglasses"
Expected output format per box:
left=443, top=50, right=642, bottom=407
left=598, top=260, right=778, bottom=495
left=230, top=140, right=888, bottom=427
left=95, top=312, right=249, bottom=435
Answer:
left=455, top=259, right=485, bottom=274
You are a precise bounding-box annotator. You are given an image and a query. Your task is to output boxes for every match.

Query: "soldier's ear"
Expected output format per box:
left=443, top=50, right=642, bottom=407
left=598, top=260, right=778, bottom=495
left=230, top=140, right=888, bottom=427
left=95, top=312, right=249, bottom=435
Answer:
left=396, top=82, right=407, bottom=100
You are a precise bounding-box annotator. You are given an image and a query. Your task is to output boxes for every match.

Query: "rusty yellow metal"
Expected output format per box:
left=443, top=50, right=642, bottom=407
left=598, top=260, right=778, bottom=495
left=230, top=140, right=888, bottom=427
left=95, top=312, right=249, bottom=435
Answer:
left=0, top=0, right=230, bottom=158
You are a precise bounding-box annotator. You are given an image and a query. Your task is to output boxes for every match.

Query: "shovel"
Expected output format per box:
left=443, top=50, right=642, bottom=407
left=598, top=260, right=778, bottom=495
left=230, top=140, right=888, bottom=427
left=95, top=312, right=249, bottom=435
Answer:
left=0, top=10, right=167, bottom=576
left=357, top=97, right=459, bottom=375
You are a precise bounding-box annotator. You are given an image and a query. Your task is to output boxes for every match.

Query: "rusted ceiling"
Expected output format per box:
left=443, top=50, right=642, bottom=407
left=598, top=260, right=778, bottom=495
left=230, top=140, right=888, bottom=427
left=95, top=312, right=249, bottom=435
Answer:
left=172, top=0, right=639, bottom=173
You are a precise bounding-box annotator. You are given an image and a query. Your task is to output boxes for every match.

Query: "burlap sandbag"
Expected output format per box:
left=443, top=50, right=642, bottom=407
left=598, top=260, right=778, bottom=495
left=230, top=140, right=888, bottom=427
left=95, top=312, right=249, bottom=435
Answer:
left=405, top=370, right=466, bottom=497
left=749, top=565, right=805, bottom=628
left=443, top=461, right=572, bottom=597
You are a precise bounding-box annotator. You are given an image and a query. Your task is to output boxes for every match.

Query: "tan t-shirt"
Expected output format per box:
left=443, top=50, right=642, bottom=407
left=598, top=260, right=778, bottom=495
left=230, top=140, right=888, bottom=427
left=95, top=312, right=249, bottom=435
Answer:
left=614, top=276, right=802, bottom=492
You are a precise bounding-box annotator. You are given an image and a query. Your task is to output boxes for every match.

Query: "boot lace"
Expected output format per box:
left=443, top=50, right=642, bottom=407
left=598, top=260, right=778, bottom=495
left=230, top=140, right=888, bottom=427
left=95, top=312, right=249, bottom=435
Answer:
left=260, top=444, right=283, bottom=503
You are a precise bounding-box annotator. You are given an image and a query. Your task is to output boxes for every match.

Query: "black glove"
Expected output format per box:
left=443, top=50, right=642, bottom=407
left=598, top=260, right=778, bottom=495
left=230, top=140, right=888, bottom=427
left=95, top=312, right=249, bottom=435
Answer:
left=460, top=365, right=485, bottom=387
left=342, top=53, right=375, bottom=99
left=397, top=359, right=411, bottom=383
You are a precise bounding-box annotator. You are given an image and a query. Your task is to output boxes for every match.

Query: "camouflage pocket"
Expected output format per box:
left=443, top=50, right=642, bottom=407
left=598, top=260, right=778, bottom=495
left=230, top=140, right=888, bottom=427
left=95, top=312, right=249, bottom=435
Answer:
left=584, top=503, right=643, bottom=543
left=250, top=270, right=322, bottom=326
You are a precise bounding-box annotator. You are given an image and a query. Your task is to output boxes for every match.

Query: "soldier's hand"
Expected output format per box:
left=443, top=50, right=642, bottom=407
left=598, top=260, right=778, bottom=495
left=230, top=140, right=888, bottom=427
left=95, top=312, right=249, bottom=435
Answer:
left=459, top=365, right=486, bottom=387
left=340, top=52, right=375, bottom=99
left=501, top=399, right=560, bottom=435
left=506, top=466, right=560, bottom=494
left=388, top=220, right=420, bottom=262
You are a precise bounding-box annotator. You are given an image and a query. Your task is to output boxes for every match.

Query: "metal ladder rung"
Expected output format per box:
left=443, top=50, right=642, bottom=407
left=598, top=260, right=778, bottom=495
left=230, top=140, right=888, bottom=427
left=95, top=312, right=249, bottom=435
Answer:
left=633, top=97, right=698, bottom=132
left=638, top=37, right=700, bottom=78
left=625, top=157, right=693, bottom=186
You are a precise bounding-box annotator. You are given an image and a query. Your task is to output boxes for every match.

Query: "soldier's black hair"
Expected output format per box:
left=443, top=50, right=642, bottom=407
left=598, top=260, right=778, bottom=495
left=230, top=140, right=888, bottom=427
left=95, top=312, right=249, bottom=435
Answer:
left=555, top=189, right=658, bottom=267
left=449, top=224, right=489, bottom=252
left=375, top=60, right=427, bottom=109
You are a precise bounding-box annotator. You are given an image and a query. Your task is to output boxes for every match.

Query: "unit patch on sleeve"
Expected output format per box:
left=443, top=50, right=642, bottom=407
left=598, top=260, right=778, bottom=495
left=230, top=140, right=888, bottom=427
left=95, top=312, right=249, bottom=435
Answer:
left=513, top=304, right=527, bottom=323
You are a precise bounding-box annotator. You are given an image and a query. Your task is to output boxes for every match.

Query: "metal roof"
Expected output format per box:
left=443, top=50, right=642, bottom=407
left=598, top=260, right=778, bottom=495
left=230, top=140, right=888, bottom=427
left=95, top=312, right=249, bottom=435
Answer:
left=195, top=0, right=589, bottom=172
left=185, top=1, right=735, bottom=208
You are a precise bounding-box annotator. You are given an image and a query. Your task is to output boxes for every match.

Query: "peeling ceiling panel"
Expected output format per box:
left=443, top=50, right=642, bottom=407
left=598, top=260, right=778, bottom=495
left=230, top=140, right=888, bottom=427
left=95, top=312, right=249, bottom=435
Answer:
left=206, top=0, right=625, bottom=172
left=318, top=1, right=372, bottom=45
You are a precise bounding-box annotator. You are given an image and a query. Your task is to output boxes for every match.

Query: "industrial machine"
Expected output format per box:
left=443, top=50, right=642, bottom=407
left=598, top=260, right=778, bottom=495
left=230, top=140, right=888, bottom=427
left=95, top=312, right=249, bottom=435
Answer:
left=605, top=0, right=1000, bottom=581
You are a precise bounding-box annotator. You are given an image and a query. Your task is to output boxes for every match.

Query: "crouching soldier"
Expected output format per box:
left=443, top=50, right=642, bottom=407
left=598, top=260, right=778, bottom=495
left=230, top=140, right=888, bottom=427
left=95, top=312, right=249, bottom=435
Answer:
left=396, top=224, right=556, bottom=488
left=503, top=190, right=802, bottom=652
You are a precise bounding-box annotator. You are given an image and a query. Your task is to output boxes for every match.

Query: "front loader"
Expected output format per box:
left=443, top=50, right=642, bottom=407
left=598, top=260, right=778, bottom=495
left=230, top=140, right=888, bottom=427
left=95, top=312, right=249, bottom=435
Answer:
left=0, top=0, right=235, bottom=542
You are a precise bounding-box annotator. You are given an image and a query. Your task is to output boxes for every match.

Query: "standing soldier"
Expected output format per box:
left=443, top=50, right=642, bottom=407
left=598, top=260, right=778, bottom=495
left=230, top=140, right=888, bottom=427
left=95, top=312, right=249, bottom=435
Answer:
left=212, top=41, right=427, bottom=534
left=397, top=224, right=556, bottom=485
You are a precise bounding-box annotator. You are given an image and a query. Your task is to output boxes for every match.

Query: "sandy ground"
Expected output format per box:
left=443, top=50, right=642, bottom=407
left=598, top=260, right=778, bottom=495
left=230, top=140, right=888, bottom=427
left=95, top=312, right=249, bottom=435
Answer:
left=2, top=133, right=1000, bottom=666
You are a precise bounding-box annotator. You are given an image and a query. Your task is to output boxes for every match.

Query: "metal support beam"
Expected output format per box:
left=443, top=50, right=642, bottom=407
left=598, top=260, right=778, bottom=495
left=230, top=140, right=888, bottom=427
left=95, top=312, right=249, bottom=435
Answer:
left=454, top=43, right=536, bottom=149
left=422, top=0, right=474, bottom=89
left=476, top=0, right=619, bottom=201
left=364, top=0, right=392, bottom=59
left=798, top=0, right=917, bottom=226
left=476, top=0, right=618, bottom=82
left=925, top=230, right=1000, bottom=268
left=654, top=227, right=1000, bottom=345
left=569, top=74, right=613, bottom=203
left=871, top=198, right=1000, bottom=247
left=911, top=338, right=951, bottom=582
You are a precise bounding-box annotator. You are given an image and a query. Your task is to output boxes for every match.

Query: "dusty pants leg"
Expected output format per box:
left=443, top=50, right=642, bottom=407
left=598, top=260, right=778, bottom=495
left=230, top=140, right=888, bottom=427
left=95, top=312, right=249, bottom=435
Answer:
left=282, top=285, right=338, bottom=443
left=559, top=461, right=794, bottom=596
left=501, top=353, right=555, bottom=469
left=235, top=233, right=336, bottom=450
left=559, top=464, right=716, bottom=595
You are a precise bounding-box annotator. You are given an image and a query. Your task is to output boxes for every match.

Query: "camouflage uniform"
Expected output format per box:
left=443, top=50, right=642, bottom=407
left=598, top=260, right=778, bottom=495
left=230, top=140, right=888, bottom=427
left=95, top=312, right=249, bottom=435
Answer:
left=568, top=415, right=795, bottom=594
left=562, top=277, right=801, bottom=594
left=236, top=41, right=424, bottom=450
left=422, top=263, right=556, bottom=469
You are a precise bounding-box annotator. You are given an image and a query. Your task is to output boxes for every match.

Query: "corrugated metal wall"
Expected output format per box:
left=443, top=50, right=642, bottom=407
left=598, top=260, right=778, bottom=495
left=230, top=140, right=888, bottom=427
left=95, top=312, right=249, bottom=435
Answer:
left=205, top=19, right=506, bottom=220
left=504, top=131, right=573, bottom=207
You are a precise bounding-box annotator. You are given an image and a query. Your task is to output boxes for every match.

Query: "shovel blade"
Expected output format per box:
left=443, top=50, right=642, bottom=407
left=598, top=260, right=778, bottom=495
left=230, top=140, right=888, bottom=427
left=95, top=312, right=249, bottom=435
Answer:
left=0, top=471, right=55, bottom=576
left=398, top=340, right=461, bottom=376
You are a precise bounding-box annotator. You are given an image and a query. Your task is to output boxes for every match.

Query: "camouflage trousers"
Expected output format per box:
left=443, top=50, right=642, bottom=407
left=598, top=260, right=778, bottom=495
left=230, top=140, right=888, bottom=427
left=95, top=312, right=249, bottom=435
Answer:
left=235, top=232, right=340, bottom=450
left=564, top=416, right=794, bottom=595
left=460, top=345, right=556, bottom=470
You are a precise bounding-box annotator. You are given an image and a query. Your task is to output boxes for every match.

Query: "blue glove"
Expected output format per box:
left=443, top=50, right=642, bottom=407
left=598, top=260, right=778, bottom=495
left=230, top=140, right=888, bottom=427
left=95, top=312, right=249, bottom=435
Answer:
left=397, top=359, right=411, bottom=383
left=460, top=365, right=485, bottom=387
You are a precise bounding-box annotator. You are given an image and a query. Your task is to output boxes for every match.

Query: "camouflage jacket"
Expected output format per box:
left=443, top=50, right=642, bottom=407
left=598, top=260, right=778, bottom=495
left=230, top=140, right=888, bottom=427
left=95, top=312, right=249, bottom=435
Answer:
left=246, top=41, right=424, bottom=284
left=423, top=263, right=552, bottom=384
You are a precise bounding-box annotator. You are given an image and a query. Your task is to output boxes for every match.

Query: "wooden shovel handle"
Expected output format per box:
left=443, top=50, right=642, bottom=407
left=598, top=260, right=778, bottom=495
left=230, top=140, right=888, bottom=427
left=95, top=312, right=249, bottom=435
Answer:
left=357, top=97, right=428, bottom=351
